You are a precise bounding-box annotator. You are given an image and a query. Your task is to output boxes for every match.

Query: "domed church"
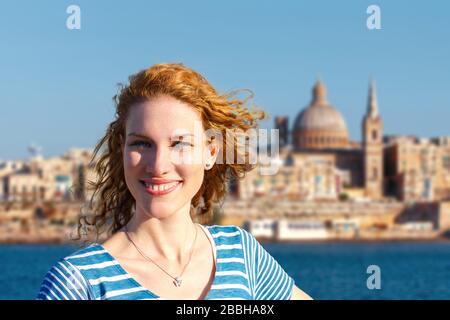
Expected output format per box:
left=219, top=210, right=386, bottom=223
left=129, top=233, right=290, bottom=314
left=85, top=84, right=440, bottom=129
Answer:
left=235, top=78, right=450, bottom=204
left=292, top=80, right=350, bottom=150
left=238, top=79, right=386, bottom=201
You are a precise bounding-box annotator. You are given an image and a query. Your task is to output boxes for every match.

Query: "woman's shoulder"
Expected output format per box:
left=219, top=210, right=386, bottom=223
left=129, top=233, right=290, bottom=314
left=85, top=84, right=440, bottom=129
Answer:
left=36, top=243, right=111, bottom=300
left=203, top=224, right=251, bottom=239
left=67, top=242, right=102, bottom=255
left=48, top=243, right=107, bottom=269
left=43, top=242, right=107, bottom=271
left=37, top=244, right=101, bottom=300
left=202, top=224, right=256, bottom=247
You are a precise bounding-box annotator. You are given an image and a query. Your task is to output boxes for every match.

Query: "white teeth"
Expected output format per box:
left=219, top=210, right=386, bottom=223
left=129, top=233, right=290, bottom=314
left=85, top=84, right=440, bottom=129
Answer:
left=143, top=181, right=180, bottom=192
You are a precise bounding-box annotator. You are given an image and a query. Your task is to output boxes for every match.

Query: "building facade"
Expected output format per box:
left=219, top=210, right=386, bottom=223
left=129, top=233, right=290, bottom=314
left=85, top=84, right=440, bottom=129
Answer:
left=235, top=80, right=450, bottom=203
left=0, top=148, right=96, bottom=203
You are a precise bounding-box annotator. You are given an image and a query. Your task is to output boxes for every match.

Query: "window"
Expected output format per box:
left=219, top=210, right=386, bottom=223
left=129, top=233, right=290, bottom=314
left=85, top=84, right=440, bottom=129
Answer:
left=55, top=175, right=70, bottom=183
left=372, top=167, right=378, bottom=180
left=372, top=130, right=378, bottom=141
left=443, top=156, right=450, bottom=170
left=32, top=186, right=37, bottom=200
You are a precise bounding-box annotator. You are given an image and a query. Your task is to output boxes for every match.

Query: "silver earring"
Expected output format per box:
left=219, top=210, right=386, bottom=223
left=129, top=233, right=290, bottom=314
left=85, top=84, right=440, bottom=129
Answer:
left=205, top=163, right=211, bottom=169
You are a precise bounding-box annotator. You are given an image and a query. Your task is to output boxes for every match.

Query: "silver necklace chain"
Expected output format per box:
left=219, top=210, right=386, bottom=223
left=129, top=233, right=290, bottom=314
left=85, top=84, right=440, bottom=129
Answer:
left=124, top=224, right=198, bottom=288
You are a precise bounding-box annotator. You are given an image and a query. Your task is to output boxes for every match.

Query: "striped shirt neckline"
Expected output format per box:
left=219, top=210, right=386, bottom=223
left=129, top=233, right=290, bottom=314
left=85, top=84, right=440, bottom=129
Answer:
left=37, top=224, right=295, bottom=300
left=91, top=224, right=218, bottom=300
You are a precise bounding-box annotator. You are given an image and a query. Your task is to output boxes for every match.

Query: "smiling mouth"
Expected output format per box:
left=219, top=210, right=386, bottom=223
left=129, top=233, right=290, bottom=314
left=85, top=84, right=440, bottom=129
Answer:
left=139, top=180, right=182, bottom=196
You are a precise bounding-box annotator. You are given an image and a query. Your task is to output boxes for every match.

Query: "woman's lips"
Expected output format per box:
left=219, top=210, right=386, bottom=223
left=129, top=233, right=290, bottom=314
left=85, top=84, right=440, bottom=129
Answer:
left=140, top=180, right=182, bottom=196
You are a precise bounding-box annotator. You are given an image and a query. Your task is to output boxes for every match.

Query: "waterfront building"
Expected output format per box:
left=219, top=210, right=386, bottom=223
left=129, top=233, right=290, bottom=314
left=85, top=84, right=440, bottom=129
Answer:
left=235, top=79, right=450, bottom=203
left=0, top=148, right=96, bottom=203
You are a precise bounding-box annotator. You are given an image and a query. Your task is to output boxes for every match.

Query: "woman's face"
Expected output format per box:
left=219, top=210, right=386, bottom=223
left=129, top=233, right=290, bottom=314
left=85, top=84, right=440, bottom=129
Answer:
left=122, top=95, right=216, bottom=220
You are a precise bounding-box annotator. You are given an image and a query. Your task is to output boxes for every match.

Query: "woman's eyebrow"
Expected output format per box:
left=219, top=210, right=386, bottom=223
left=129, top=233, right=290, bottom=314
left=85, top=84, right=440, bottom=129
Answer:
left=128, top=132, right=194, bottom=140
left=127, top=132, right=153, bottom=140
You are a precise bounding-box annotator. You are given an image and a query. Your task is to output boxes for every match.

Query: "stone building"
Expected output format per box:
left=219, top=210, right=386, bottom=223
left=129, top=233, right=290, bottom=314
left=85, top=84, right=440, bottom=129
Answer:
left=384, top=136, right=450, bottom=201
left=0, top=148, right=96, bottom=203
left=235, top=79, right=450, bottom=202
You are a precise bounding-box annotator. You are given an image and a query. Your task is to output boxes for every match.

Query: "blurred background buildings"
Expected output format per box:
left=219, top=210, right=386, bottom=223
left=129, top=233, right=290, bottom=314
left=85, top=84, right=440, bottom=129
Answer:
left=1, top=79, right=450, bottom=242
left=236, top=80, right=450, bottom=203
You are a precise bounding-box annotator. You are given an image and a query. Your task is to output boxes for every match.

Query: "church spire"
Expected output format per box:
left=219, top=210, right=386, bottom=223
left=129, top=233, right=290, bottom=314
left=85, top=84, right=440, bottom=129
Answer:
left=367, top=79, right=379, bottom=118
left=362, top=78, right=383, bottom=200
left=312, top=77, right=327, bottom=105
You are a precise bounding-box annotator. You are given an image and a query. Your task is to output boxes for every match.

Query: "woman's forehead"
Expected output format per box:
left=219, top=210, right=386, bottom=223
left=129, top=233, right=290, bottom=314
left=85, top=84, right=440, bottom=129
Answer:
left=126, top=96, right=204, bottom=135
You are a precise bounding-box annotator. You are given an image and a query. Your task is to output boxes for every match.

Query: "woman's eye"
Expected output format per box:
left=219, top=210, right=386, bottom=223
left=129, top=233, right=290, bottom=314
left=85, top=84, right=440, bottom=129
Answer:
left=129, top=140, right=151, bottom=148
left=129, top=141, right=192, bottom=149
left=171, top=141, right=193, bottom=148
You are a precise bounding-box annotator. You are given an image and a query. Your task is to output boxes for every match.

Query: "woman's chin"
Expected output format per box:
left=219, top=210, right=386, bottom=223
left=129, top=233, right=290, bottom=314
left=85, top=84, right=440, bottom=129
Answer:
left=138, top=203, right=178, bottom=219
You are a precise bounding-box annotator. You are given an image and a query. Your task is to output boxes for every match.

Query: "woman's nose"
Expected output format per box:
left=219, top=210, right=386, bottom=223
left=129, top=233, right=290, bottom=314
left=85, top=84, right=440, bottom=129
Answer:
left=145, top=147, right=173, bottom=176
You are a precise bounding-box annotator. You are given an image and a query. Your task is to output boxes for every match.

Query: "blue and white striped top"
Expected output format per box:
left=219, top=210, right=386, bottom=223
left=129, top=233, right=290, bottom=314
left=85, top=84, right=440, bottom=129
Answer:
left=36, top=225, right=295, bottom=300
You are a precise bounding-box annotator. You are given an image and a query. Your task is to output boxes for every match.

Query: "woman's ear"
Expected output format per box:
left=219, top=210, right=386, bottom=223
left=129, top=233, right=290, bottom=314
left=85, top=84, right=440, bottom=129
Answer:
left=205, top=139, right=219, bottom=170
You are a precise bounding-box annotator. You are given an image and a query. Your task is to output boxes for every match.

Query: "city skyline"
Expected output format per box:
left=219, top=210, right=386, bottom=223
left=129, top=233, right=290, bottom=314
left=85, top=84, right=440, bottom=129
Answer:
left=1, top=1, right=449, bottom=160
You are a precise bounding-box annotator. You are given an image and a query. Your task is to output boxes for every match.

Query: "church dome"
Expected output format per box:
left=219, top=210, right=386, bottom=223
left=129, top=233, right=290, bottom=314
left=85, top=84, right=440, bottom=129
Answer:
left=292, top=80, right=349, bottom=150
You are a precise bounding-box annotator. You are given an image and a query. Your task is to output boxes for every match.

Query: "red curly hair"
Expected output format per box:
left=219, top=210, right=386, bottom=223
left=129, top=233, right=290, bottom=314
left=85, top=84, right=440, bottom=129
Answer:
left=77, top=63, right=267, bottom=241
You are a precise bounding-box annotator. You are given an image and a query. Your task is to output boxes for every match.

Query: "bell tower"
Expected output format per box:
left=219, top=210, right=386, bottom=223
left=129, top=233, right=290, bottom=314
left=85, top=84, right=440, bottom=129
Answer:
left=362, top=80, right=384, bottom=199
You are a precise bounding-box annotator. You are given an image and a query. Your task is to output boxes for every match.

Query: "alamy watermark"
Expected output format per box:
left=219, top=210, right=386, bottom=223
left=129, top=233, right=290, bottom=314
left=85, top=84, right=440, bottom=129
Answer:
left=66, top=5, right=81, bottom=30
left=130, top=120, right=281, bottom=176
left=367, top=5, right=381, bottom=30
left=366, top=265, right=381, bottom=290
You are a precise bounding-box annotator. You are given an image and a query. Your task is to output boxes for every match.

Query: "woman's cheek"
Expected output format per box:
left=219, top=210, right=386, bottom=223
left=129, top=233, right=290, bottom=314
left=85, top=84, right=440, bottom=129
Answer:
left=124, top=150, right=143, bottom=168
left=171, top=148, right=201, bottom=166
left=183, top=165, right=205, bottom=190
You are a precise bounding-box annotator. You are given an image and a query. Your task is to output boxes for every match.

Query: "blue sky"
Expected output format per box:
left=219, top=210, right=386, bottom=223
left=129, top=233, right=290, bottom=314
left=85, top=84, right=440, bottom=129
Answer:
left=1, top=0, right=449, bottom=160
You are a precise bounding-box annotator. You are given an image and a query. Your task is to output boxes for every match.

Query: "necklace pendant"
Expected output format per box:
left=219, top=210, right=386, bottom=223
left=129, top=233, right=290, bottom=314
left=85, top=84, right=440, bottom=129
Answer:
left=174, top=277, right=182, bottom=287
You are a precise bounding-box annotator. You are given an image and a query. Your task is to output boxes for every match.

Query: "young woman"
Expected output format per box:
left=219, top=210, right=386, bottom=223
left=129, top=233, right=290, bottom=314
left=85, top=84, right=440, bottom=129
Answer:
left=36, top=63, right=312, bottom=300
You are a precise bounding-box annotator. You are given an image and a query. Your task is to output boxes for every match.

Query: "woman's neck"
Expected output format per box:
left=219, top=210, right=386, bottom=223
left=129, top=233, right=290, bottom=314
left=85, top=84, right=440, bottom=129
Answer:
left=124, top=205, right=198, bottom=263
